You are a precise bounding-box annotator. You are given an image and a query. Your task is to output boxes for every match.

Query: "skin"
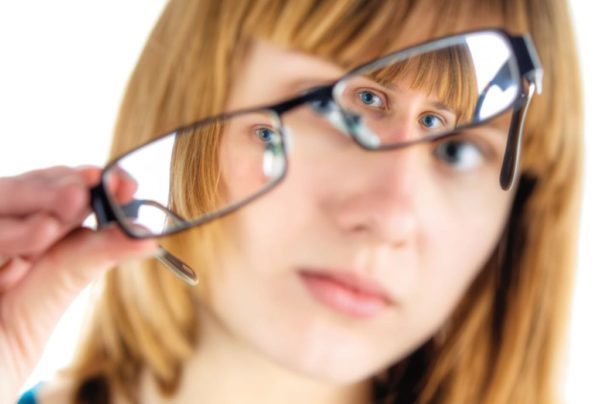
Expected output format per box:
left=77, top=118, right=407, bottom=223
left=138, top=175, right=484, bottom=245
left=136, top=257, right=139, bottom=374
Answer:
left=3, top=10, right=520, bottom=404
left=0, top=167, right=157, bottom=403
left=145, top=39, right=516, bottom=404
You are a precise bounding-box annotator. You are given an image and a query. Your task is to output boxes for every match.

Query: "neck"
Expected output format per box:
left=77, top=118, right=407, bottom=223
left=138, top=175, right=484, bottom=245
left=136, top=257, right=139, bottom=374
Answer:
left=140, top=306, right=373, bottom=404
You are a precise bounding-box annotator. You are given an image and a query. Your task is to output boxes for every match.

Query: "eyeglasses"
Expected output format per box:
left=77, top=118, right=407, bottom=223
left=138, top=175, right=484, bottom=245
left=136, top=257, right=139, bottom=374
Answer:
left=89, top=28, right=543, bottom=284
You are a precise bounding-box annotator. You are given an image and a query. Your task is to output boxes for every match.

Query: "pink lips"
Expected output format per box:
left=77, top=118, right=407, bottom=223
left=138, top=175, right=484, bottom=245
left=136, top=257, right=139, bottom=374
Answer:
left=298, top=269, right=391, bottom=318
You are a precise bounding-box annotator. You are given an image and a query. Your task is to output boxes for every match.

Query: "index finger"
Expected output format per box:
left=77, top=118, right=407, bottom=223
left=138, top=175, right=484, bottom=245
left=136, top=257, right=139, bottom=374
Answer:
left=0, top=166, right=101, bottom=219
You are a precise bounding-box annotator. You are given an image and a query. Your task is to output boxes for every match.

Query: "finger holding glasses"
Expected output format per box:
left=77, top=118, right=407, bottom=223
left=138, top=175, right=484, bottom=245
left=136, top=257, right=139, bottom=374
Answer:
left=0, top=166, right=157, bottom=401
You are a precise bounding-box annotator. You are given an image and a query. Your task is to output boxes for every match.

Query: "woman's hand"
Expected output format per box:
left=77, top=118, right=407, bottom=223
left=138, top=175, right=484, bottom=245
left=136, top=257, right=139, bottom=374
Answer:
left=0, top=166, right=157, bottom=401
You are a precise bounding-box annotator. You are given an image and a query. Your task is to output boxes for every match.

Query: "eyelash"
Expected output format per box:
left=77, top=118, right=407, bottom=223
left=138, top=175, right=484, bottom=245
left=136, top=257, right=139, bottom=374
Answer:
left=431, top=133, right=497, bottom=172
left=355, top=88, right=388, bottom=110
left=354, top=90, right=452, bottom=130
left=250, top=124, right=278, bottom=144
left=419, top=113, right=447, bottom=130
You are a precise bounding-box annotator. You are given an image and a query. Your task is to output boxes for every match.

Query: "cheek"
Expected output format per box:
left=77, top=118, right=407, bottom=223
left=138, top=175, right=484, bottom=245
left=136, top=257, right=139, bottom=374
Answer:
left=205, top=130, right=516, bottom=382
left=221, top=135, right=326, bottom=264
left=411, top=190, right=512, bottom=327
left=219, top=134, right=273, bottom=203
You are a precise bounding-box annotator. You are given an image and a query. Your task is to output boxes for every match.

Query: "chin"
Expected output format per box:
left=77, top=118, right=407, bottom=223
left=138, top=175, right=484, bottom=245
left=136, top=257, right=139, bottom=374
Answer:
left=289, top=355, right=389, bottom=385
left=260, top=324, right=396, bottom=385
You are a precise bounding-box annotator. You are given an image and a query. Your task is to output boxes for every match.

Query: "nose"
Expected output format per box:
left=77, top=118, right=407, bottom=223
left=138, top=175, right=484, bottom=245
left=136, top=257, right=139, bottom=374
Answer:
left=348, top=102, right=421, bottom=147
left=324, top=146, right=420, bottom=248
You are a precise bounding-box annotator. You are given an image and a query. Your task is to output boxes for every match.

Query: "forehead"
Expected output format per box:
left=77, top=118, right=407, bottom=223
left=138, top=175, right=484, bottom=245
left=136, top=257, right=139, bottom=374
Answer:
left=230, top=2, right=515, bottom=111
left=384, top=3, right=507, bottom=46
left=246, top=0, right=510, bottom=70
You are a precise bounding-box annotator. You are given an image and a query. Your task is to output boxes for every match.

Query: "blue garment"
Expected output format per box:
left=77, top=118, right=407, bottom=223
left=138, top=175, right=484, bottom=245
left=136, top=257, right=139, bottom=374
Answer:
left=17, top=383, right=41, bottom=404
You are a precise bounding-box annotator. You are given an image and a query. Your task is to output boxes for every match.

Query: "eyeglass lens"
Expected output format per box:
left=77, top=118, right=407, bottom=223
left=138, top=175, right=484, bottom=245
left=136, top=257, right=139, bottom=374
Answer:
left=101, top=31, right=523, bottom=238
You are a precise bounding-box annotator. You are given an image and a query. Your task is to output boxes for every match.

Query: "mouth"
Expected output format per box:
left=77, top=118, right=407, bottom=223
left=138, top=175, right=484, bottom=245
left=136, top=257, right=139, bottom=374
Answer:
left=298, top=269, right=392, bottom=318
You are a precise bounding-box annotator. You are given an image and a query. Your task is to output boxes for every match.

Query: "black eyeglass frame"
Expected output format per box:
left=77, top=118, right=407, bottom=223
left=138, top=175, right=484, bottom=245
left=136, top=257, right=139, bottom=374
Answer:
left=90, top=27, right=543, bottom=242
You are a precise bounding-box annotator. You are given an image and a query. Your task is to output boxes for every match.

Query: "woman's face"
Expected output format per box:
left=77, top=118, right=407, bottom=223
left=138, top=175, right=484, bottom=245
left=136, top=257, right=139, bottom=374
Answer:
left=202, top=38, right=515, bottom=383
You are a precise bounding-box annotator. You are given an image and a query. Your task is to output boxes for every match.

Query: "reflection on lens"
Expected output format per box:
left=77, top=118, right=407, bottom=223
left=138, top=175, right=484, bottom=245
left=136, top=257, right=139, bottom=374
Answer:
left=102, top=109, right=286, bottom=237
left=333, top=31, right=519, bottom=148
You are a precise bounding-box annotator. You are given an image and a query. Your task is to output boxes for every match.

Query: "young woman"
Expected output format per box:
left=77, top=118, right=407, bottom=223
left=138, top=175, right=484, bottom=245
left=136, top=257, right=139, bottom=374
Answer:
left=1, top=0, right=581, bottom=403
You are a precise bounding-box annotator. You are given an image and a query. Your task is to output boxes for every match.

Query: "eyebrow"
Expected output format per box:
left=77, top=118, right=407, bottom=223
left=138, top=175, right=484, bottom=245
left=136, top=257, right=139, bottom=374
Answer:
left=287, top=75, right=461, bottom=122
left=428, top=101, right=456, bottom=115
left=369, top=78, right=457, bottom=115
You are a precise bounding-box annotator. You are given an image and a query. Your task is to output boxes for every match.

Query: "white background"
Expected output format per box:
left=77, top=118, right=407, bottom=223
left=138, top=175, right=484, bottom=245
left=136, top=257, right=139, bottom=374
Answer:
left=0, top=1, right=597, bottom=402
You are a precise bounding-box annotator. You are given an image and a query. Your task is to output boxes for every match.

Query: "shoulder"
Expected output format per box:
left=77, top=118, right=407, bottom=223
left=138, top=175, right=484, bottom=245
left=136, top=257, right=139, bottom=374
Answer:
left=19, top=376, right=78, bottom=404
left=21, top=374, right=136, bottom=404
left=17, top=382, right=42, bottom=404
left=19, top=375, right=130, bottom=404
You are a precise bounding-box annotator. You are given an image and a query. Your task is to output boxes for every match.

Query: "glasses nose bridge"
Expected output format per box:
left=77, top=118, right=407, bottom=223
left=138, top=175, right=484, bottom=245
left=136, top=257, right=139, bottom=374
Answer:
left=371, top=103, right=422, bottom=145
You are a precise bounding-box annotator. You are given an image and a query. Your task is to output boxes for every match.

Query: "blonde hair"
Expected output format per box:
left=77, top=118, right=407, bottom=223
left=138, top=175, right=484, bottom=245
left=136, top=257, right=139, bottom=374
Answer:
left=368, top=43, right=478, bottom=125
left=68, top=0, right=582, bottom=403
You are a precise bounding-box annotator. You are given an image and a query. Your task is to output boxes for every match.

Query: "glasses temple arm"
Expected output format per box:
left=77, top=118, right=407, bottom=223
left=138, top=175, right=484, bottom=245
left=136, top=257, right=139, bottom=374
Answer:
left=89, top=184, right=199, bottom=285
left=499, top=82, right=537, bottom=190
left=155, top=246, right=199, bottom=285
left=510, top=34, right=544, bottom=94
left=122, top=200, right=199, bottom=285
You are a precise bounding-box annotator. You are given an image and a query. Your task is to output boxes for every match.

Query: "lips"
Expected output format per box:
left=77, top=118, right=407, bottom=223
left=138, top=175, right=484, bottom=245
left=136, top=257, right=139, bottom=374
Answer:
left=298, top=269, right=392, bottom=317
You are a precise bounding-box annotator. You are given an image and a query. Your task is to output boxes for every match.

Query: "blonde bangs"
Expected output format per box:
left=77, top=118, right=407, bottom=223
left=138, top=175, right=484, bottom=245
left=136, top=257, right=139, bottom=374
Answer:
left=67, top=1, right=582, bottom=403
left=239, top=0, right=577, bottom=181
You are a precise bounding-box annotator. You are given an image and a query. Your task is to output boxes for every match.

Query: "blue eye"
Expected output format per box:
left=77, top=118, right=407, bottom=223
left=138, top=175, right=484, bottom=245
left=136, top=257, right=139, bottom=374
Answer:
left=420, top=114, right=444, bottom=130
left=255, top=127, right=276, bottom=143
left=433, top=139, right=484, bottom=171
left=358, top=90, right=384, bottom=108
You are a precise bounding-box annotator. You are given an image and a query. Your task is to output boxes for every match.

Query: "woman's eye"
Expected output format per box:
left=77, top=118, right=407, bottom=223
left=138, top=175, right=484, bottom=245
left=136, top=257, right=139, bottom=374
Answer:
left=419, top=114, right=445, bottom=130
left=254, top=127, right=276, bottom=143
left=357, top=90, right=385, bottom=108
left=433, top=139, right=484, bottom=171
